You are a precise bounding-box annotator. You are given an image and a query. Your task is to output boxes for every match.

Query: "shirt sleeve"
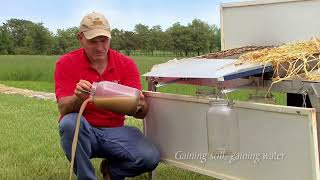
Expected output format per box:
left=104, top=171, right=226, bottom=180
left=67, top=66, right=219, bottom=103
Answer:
left=54, top=56, right=77, bottom=101
left=121, top=58, right=142, bottom=91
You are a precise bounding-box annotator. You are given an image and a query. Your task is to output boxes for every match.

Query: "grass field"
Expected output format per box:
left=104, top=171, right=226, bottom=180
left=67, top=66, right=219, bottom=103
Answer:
left=0, top=55, right=286, bottom=102
left=0, top=93, right=215, bottom=180
left=0, top=55, right=286, bottom=179
left=0, top=55, right=198, bottom=95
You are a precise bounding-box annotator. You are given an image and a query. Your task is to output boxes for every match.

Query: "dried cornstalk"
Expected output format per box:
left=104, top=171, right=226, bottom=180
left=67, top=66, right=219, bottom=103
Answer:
left=236, top=38, right=320, bottom=83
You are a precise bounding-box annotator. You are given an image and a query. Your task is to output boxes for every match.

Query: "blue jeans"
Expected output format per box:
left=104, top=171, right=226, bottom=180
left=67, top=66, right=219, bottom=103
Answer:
left=59, top=113, right=160, bottom=180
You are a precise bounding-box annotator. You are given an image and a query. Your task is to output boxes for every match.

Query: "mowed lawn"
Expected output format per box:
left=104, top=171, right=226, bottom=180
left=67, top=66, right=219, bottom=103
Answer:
left=0, top=93, right=215, bottom=180
left=0, top=55, right=285, bottom=179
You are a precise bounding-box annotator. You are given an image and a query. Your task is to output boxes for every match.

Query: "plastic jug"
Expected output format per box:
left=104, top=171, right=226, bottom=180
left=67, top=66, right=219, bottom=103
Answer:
left=69, top=81, right=141, bottom=180
left=90, top=81, right=141, bottom=115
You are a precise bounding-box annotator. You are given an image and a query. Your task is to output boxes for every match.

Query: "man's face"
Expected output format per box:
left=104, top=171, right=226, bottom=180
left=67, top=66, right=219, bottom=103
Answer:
left=78, top=33, right=110, bottom=62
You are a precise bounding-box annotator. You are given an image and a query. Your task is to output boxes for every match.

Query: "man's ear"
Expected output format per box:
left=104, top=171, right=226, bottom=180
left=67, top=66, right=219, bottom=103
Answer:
left=77, top=33, right=84, bottom=46
left=77, top=33, right=82, bottom=41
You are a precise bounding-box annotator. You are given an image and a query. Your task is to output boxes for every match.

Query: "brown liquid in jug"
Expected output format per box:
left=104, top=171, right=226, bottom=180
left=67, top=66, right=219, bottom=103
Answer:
left=93, top=96, right=139, bottom=116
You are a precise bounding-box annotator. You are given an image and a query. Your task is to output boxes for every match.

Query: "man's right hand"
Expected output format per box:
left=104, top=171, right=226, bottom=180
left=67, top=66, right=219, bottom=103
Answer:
left=74, top=80, right=92, bottom=101
left=57, top=80, right=92, bottom=116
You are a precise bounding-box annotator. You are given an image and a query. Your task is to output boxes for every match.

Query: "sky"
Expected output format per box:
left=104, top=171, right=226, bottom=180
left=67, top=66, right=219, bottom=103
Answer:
left=0, top=0, right=243, bottom=33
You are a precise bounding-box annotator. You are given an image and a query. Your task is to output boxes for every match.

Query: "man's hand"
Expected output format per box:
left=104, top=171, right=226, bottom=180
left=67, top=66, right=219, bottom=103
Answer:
left=133, top=92, right=149, bottom=119
left=74, top=80, right=92, bottom=101
left=57, top=80, right=92, bottom=116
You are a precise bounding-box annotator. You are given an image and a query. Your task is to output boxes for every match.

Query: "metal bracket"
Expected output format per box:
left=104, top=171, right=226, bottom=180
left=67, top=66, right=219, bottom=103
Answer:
left=310, top=83, right=320, bottom=98
left=307, top=83, right=320, bottom=111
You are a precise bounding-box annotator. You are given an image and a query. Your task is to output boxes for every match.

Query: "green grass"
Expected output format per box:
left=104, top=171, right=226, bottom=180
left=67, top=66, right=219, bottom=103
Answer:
left=0, top=55, right=201, bottom=95
left=0, top=93, right=215, bottom=179
left=0, top=55, right=286, bottom=101
left=0, top=55, right=58, bottom=82
left=227, top=89, right=286, bottom=106
left=0, top=55, right=171, bottom=85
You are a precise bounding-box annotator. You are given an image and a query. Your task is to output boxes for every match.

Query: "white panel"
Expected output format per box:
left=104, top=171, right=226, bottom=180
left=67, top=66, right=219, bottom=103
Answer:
left=143, top=58, right=271, bottom=80
left=144, top=94, right=210, bottom=159
left=144, top=91, right=319, bottom=180
left=221, top=0, right=320, bottom=49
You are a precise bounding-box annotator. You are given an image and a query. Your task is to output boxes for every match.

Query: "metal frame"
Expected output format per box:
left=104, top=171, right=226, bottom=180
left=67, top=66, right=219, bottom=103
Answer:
left=220, top=0, right=311, bottom=8
left=144, top=90, right=319, bottom=180
left=145, top=76, right=320, bottom=179
left=264, top=79, right=320, bottom=111
left=147, top=77, right=320, bottom=111
left=144, top=77, right=158, bottom=180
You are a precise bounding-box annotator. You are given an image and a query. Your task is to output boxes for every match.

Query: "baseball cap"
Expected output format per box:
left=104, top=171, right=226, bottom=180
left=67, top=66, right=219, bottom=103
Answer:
left=79, top=12, right=112, bottom=39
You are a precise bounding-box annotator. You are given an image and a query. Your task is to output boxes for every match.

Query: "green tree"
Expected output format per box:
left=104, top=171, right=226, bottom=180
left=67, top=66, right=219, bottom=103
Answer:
left=53, top=27, right=80, bottom=54
left=0, top=18, right=221, bottom=55
left=149, top=25, right=165, bottom=55
left=0, top=26, right=14, bottom=54
left=2, top=19, right=53, bottom=54
left=134, top=24, right=150, bottom=54
left=122, top=31, right=137, bottom=56
left=3, top=19, right=34, bottom=54
left=188, top=19, right=211, bottom=56
left=29, top=23, right=53, bottom=54
left=110, top=28, right=123, bottom=51
left=167, top=23, right=193, bottom=56
left=208, top=25, right=221, bottom=52
left=213, top=27, right=221, bottom=51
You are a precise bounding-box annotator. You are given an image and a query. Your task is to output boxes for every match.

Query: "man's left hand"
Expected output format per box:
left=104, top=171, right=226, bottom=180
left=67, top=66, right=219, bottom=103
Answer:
left=133, top=92, right=148, bottom=119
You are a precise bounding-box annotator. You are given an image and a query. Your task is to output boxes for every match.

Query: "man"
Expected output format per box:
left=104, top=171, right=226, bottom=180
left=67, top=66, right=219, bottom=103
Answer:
left=54, top=12, right=160, bottom=180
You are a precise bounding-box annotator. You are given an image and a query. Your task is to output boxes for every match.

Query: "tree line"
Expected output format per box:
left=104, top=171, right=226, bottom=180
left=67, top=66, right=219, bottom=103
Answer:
left=0, top=18, right=221, bottom=56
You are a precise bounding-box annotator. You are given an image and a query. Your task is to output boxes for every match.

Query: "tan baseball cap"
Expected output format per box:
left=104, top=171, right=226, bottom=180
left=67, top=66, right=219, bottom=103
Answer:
left=79, top=12, right=112, bottom=39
